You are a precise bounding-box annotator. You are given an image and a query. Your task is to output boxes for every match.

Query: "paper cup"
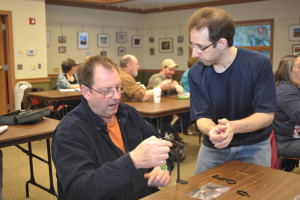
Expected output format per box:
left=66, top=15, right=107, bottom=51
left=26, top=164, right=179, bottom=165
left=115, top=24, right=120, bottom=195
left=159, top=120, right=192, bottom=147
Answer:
left=153, top=87, right=162, bottom=103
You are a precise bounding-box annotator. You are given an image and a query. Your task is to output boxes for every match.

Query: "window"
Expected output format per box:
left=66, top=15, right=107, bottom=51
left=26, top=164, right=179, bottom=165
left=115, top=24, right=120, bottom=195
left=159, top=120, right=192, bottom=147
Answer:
left=234, top=19, right=274, bottom=64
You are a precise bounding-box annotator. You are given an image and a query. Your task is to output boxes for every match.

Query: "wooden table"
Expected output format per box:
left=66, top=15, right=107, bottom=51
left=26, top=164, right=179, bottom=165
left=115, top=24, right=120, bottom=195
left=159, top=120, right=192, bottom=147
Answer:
left=124, top=95, right=190, bottom=118
left=0, top=118, right=59, bottom=197
left=28, top=90, right=82, bottom=102
left=142, top=160, right=300, bottom=200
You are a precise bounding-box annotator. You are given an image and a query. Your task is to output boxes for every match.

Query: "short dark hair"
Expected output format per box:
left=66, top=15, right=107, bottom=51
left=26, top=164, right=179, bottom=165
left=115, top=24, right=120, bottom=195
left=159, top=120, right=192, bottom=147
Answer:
left=61, top=58, right=76, bottom=73
left=274, top=54, right=299, bottom=86
left=77, top=55, right=118, bottom=87
left=186, top=7, right=235, bottom=47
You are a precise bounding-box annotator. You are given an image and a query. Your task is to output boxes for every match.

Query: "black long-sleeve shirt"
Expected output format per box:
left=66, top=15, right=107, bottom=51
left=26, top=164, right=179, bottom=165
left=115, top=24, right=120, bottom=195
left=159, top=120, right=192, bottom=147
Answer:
left=52, top=96, right=174, bottom=200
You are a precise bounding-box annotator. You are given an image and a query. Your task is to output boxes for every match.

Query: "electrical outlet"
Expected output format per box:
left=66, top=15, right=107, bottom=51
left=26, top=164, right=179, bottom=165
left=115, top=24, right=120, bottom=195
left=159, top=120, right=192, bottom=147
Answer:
left=38, top=63, right=41, bottom=69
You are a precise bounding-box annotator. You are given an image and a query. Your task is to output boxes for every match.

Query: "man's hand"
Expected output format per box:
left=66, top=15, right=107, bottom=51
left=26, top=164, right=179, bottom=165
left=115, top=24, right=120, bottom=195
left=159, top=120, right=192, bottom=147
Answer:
left=208, top=118, right=235, bottom=149
left=159, top=79, right=172, bottom=91
left=144, top=166, right=171, bottom=187
left=130, top=136, right=172, bottom=169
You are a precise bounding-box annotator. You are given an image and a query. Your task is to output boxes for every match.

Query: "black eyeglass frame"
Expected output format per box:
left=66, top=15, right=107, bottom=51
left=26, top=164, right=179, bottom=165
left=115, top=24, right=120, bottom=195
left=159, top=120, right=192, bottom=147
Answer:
left=189, top=40, right=218, bottom=52
left=86, top=85, right=126, bottom=98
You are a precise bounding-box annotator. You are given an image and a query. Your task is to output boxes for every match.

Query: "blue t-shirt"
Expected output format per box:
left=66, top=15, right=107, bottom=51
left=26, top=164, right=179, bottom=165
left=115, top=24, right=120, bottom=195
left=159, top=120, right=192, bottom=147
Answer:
left=181, top=69, right=190, bottom=93
left=188, top=48, right=276, bottom=148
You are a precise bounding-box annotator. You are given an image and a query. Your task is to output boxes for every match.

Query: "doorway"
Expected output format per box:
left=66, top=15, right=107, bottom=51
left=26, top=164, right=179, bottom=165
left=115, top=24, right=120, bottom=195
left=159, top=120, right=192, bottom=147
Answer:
left=0, top=10, right=16, bottom=115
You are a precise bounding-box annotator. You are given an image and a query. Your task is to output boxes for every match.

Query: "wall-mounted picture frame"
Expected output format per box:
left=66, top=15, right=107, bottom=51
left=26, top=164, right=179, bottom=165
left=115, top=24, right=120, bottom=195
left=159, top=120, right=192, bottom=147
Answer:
left=178, top=36, right=184, bottom=43
left=78, top=32, right=89, bottom=49
left=159, top=38, right=173, bottom=53
left=116, top=32, right=127, bottom=43
left=98, top=34, right=109, bottom=47
left=149, top=37, right=154, bottom=43
left=292, top=44, right=300, bottom=54
left=289, top=25, right=300, bottom=40
left=100, top=51, right=107, bottom=56
left=150, top=48, right=154, bottom=56
left=59, top=46, right=66, bottom=53
left=58, top=36, right=66, bottom=43
left=46, top=31, right=51, bottom=47
left=177, top=47, right=183, bottom=56
left=132, top=36, right=142, bottom=48
left=118, top=47, right=126, bottom=56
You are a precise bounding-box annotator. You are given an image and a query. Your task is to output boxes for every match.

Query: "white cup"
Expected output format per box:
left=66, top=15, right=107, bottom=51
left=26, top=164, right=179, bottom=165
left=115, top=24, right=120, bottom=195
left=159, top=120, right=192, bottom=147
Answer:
left=153, top=87, right=162, bottom=103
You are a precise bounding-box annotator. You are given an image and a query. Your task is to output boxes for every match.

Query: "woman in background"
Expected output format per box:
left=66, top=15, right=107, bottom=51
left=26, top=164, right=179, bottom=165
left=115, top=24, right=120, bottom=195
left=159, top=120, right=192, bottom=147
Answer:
left=57, top=58, right=79, bottom=89
left=273, top=54, right=300, bottom=159
left=181, top=57, right=198, bottom=93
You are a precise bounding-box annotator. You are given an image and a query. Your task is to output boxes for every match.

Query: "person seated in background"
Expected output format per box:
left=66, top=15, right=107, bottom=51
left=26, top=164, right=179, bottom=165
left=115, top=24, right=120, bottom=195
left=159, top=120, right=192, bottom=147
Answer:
left=57, top=58, right=79, bottom=89
left=181, top=57, right=199, bottom=93
left=119, top=54, right=171, bottom=102
left=177, top=57, right=199, bottom=135
left=147, top=58, right=187, bottom=161
left=273, top=54, right=300, bottom=170
left=52, top=55, right=174, bottom=200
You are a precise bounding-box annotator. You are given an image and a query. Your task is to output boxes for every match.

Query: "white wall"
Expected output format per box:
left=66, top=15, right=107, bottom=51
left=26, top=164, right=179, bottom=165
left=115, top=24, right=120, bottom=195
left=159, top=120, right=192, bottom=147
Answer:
left=46, top=0, right=300, bottom=74
left=0, top=0, right=48, bottom=79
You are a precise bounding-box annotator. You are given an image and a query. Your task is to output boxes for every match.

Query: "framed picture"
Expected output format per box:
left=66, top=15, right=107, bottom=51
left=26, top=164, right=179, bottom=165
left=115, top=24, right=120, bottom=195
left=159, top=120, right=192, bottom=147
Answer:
left=100, top=51, right=107, bottom=56
left=46, top=31, right=51, bottom=47
left=289, top=25, right=300, bottom=40
left=116, top=32, right=127, bottom=43
left=292, top=44, right=300, bottom=54
left=58, top=36, right=66, bottom=43
left=132, top=36, right=142, bottom=48
left=58, top=46, right=66, bottom=53
left=98, top=34, right=109, bottom=47
left=118, top=47, right=126, bottom=56
left=150, top=48, right=154, bottom=56
left=177, top=47, right=183, bottom=56
left=78, top=32, right=89, bottom=49
left=159, top=38, right=173, bottom=53
left=178, top=36, right=184, bottom=43
left=149, top=37, right=154, bottom=43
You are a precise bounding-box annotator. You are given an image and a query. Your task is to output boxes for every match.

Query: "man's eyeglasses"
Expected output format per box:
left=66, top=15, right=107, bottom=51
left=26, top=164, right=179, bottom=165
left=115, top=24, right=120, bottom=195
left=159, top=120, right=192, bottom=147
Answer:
left=86, top=85, right=126, bottom=98
left=189, top=41, right=218, bottom=53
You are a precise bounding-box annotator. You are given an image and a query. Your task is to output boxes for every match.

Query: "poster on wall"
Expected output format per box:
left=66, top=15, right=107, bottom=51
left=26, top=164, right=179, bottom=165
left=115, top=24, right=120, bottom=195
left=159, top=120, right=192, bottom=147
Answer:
left=98, top=34, right=109, bottom=47
left=159, top=38, right=173, bottom=53
left=78, top=32, right=89, bottom=49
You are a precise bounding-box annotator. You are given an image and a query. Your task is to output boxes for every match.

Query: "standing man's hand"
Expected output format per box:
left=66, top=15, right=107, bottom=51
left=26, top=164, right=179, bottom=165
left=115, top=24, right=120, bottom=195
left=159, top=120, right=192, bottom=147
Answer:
left=130, top=136, right=172, bottom=169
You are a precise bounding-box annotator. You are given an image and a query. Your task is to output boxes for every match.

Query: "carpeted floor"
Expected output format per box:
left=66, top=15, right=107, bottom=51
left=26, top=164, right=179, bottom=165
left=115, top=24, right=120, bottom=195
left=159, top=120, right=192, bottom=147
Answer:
left=2, top=130, right=300, bottom=199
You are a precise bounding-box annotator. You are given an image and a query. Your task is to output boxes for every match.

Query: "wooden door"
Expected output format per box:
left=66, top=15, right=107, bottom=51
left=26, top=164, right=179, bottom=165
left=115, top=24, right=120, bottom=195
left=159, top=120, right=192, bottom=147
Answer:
left=0, top=15, right=8, bottom=115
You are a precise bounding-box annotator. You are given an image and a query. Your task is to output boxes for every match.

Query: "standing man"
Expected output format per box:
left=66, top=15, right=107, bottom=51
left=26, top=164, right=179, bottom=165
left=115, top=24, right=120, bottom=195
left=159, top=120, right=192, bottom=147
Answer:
left=119, top=54, right=171, bottom=102
left=187, top=7, right=276, bottom=174
left=52, top=55, right=173, bottom=200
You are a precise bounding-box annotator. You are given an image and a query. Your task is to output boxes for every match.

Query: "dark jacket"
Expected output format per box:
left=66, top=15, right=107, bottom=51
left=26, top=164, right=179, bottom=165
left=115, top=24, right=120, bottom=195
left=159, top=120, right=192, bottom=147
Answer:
left=51, top=96, right=173, bottom=200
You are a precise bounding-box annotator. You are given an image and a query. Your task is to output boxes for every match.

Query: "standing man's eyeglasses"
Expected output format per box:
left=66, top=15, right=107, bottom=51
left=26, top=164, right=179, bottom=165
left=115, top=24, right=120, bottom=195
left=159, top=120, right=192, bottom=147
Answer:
left=189, top=41, right=218, bottom=53
left=86, top=85, right=126, bottom=98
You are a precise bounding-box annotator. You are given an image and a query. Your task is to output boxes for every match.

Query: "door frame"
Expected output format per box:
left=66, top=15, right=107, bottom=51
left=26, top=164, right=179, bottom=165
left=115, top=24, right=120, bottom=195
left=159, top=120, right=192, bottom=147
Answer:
left=0, top=10, right=16, bottom=112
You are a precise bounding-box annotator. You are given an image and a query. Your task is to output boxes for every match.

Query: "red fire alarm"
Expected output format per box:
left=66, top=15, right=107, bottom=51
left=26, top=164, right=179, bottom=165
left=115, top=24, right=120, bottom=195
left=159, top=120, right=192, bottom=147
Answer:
left=29, top=18, right=35, bottom=25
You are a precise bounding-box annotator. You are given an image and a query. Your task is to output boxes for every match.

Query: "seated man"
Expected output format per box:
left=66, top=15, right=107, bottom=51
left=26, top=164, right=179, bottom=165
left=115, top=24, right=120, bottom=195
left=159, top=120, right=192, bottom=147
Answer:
left=119, top=54, right=171, bottom=102
left=52, top=55, right=174, bottom=200
left=147, top=59, right=184, bottom=140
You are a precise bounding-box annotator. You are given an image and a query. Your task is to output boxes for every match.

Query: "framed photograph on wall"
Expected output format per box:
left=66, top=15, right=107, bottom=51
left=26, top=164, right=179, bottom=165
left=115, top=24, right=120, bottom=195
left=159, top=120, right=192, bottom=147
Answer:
left=292, top=44, right=300, bottom=54
left=116, top=32, right=127, bottom=43
left=100, top=51, right=107, bottom=56
left=159, top=38, right=173, bottom=53
left=150, top=48, right=154, bottom=56
left=46, top=31, right=51, bottom=46
left=149, top=37, right=154, bottom=43
left=78, top=32, right=89, bottom=49
left=132, top=36, right=142, bottom=48
left=98, top=34, right=109, bottom=47
left=177, top=47, right=183, bottom=56
left=58, top=36, right=66, bottom=43
left=59, top=46, right=66, bottom=53
left=289, top=25, right=300, bottom=40
left=118, top=47, right=126, bottom=56
left=177, top=36, right=184, bottom=43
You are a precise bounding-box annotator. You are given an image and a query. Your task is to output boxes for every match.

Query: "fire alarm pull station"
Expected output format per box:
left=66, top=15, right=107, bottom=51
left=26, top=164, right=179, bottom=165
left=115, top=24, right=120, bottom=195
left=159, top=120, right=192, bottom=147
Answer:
left=29, top=18, right=35, bottom=25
